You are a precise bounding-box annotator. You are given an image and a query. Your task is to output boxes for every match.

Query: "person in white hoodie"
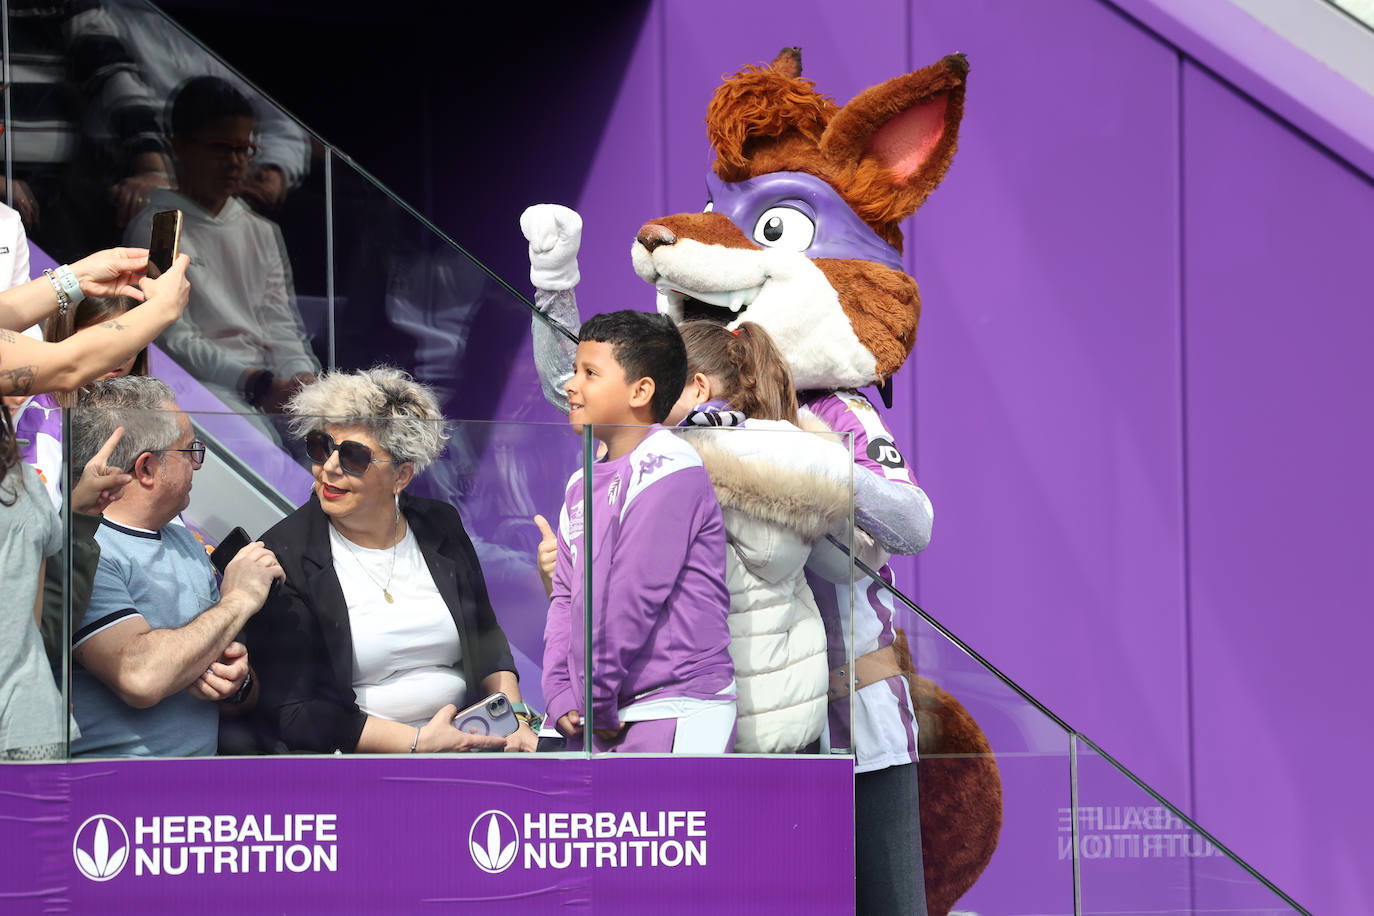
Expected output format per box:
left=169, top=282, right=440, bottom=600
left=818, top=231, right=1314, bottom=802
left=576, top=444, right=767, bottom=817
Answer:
left=125, top=76, right=319, bottom=427
left=663, top=320, right=856, bottom=754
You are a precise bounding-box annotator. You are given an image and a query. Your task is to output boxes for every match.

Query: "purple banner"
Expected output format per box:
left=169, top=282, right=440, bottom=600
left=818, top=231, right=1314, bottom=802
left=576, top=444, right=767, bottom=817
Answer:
left=1, top=755, right=853, bottom=913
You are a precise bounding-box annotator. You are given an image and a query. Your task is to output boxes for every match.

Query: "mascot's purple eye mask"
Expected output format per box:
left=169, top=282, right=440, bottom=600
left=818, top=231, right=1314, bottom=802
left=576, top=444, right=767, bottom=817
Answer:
left=705, top=172, right=904, bottom=272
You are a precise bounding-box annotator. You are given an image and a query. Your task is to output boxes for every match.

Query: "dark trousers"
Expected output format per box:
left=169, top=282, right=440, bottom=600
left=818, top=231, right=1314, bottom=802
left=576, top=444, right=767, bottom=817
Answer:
left=855, top=761, right=928, bottom=916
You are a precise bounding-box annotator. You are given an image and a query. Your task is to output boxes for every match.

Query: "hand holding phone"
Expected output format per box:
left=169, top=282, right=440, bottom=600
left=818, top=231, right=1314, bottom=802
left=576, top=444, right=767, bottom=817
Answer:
left=211, top=526, right=283, bottom=601
left=452, top=692, right=519, bottom=740
left=210, top=526, right=252, bottom=575
left=148, top=209, right=183, bottom=279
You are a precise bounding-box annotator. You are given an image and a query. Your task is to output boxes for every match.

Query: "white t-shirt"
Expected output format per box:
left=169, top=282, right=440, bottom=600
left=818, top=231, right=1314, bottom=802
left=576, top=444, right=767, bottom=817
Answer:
left=329, top=525, right=466, bottom=727
left=0, top=202, right=31, bottom=290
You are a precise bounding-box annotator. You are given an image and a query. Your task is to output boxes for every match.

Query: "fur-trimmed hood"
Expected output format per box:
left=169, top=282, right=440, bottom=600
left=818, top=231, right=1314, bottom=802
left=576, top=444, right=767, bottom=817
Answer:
left=677, top=415, right=851, bottom=543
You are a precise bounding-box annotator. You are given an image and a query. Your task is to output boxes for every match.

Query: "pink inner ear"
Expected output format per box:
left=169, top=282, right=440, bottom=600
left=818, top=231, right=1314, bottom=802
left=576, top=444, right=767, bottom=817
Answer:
left=870, top=95, right=948, bottom=181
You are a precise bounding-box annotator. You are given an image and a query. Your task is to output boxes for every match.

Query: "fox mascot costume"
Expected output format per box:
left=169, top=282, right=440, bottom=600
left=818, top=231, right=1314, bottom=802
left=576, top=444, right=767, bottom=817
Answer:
left=523, top=49, right=1000, bottom=916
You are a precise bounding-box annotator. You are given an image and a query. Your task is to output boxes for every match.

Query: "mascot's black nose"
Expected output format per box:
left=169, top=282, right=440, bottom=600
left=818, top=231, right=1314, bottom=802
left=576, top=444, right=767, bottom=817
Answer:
left=636, top=223, right=678, bottom=252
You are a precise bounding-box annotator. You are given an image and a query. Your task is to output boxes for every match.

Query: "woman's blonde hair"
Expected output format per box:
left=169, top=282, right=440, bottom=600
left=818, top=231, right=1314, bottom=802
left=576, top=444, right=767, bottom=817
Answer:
left=286, top=366, right=448, bottom=471
left=677, top=321, right=798, bottom=423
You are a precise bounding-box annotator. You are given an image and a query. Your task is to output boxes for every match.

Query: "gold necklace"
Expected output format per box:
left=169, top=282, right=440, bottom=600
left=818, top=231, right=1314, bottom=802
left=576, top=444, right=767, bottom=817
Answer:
left=336, top=515, right=403, bottom=604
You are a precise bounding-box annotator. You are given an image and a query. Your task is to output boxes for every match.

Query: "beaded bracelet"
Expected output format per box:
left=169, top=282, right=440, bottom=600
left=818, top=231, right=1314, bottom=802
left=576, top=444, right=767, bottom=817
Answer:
left=43, top=268, right=71, bottom=317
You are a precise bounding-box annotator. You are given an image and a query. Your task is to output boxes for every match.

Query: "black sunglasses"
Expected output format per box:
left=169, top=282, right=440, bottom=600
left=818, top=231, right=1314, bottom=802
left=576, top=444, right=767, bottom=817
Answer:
left=305, top=430, right=393, bottom=477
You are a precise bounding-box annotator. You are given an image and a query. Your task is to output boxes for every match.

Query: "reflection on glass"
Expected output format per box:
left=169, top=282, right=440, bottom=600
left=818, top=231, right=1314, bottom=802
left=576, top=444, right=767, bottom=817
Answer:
left=1076, top=736, right=1308, bottom=915
left=327, top=159, right=547, bottom=427
left=878, top=584, right=1068, bottom=915
left=107, top=0, right=313, bottom=213
left=123, top=76, right=319, bottom=439
left=6, top=1, right=168, bottom=260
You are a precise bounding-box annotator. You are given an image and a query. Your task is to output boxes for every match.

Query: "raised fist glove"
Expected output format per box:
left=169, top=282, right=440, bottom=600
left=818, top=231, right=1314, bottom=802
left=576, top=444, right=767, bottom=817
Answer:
left=520, top=203, right=583, bottom=291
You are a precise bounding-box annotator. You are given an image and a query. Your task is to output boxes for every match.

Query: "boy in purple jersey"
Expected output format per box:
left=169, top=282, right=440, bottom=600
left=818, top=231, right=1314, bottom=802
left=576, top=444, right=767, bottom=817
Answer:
left=542, top=311, right=735, bottom=753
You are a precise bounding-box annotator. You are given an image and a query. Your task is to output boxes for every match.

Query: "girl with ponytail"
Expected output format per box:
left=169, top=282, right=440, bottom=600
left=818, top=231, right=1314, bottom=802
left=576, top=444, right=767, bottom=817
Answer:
left=665, top=321, right=851, bottom=754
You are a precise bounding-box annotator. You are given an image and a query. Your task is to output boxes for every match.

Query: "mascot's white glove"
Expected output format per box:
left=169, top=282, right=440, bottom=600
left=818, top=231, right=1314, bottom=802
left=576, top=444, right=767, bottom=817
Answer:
left=521, top=204, right=583, bottom=291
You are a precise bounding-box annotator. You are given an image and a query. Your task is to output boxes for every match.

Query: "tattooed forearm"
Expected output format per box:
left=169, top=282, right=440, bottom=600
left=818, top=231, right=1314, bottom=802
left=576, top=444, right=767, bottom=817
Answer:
left=0, top=364, right=37, bottom=396
left=98, top=320, right=128, bottom=331
left=0, top=329, right=16, bottom=344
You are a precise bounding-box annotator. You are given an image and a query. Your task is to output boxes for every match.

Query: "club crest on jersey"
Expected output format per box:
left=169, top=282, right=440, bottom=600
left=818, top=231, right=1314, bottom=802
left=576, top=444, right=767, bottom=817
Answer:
left=608, top=474, right=622, bottom=506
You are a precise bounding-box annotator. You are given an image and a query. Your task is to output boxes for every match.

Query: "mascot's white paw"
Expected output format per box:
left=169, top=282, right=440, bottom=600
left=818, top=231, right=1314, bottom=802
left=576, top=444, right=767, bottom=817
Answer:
left=521, top=203, right=583, bottom=291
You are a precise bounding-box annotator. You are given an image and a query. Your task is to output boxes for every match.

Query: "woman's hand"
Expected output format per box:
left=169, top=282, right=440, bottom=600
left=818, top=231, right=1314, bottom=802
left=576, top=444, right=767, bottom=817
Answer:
left=137, top=253, right=191, bottom=318
left=533, top=514, right=556, bottom=597
left=504, top=721, right=538, bottom=753
left=417, top=704, right=508, bottom=753
left=70, top=247, right=151, bottom=300
left=70, top=426, right=134, bottom=515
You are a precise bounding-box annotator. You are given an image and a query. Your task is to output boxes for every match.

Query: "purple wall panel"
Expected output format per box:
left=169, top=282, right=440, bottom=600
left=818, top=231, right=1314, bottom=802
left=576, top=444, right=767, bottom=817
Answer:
left=561, top=4, right=668, bottom=326
left=1182, top=61, right=1374, bottom=916
left=903, top=1, right=1192, bottom=806
left=657, top=0, right=910, bottom=213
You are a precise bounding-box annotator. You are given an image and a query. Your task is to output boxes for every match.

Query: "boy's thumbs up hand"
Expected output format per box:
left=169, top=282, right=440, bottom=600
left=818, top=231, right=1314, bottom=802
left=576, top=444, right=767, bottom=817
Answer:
left=533, top=514, right=557, bottom=597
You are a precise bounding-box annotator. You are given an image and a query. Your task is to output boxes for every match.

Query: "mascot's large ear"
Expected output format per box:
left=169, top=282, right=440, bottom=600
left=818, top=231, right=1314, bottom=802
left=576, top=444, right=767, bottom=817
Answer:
left=820, top=54, right=968, bottom=223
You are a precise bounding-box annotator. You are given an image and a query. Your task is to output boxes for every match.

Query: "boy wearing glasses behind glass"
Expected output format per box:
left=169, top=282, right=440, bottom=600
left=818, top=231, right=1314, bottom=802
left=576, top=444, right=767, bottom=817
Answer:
left=124, top=75, right=319, bottom=429
left=68, top=376, right=284, bottom=758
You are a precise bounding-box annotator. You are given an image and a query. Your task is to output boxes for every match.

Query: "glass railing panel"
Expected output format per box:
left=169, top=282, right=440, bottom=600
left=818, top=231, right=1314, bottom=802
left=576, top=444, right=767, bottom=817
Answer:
left=58, top=403, right=575, bottom=760
left=1326, top=0, right=1374, bottom=33
left=577, top=422, right=855, bottom=760
left=326, top=154, right=560, bottom=419
left=1, top=0, right=329, bottom=432
left=857, top=569, right=1075, bottom=915
left=1075, top=735, right=1310, bottom=915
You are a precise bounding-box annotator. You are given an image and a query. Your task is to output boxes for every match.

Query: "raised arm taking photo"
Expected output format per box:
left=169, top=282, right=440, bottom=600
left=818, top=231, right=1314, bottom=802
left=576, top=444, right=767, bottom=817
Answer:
left=0, top=252, right=190, bottom=397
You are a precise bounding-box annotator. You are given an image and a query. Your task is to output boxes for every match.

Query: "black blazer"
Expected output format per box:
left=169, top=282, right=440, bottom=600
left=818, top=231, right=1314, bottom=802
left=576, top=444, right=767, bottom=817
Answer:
left=246, top=491, right=517, bottom=752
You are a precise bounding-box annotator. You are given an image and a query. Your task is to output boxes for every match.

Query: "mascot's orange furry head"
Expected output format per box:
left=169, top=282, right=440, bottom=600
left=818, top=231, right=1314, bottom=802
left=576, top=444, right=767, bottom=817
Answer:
left=633, top=49, right=967, bottom=400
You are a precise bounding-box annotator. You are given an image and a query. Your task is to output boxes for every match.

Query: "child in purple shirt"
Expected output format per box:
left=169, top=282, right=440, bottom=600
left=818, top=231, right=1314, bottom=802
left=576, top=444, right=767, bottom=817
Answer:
left=542, top=311, right=735, bottom=753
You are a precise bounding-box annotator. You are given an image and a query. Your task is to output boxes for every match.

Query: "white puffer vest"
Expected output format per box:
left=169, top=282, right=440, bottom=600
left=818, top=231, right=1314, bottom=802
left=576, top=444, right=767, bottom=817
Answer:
left=678, top=414, right=853, bottom=753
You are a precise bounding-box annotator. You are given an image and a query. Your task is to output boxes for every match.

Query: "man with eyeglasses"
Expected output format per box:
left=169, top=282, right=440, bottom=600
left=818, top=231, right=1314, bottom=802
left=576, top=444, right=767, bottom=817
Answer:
left=124, top=75, right=320, bottom=434
left=68, top=376, right=284, bottom=758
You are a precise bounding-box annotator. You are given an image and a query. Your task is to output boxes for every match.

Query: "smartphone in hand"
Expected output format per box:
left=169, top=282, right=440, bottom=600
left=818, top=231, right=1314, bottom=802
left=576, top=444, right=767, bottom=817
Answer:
left=452, top=692, right=519, bottom=739
left=210, top=526, right=252, bottom=575
left=148, top=209, right=183, bottom=278
left=210, top=526, right=282, bottom=600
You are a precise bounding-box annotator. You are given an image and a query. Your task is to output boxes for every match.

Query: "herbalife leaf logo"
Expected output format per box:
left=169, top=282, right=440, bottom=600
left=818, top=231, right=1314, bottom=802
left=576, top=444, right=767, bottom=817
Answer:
left=468, top=809, right=518, bottom=874
left=72, top=814, right=130, bottom=882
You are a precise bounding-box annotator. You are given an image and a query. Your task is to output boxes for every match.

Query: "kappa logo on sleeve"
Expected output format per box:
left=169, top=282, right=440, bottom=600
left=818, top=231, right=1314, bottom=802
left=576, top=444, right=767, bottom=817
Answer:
left=637, top=454, right=672, bottom=483
left=866, top=437, right=906, bottom=470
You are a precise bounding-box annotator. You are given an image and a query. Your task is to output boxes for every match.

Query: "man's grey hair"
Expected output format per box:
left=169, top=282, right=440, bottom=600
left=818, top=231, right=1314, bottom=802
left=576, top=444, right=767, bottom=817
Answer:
left=287, top=367, right=447, bottom=472
left=73, top=376, right=180, bottom=472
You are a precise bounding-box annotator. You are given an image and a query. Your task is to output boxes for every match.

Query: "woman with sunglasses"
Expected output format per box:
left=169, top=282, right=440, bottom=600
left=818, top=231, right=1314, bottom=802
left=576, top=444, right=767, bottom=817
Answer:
left=245, top=367, right=538, bottom=754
